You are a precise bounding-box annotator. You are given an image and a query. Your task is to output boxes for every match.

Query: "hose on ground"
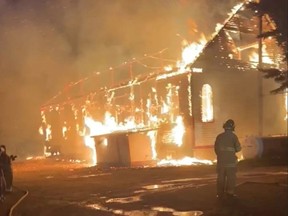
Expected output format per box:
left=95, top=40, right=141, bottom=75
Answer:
left=9, top=189, right=29, bottom=216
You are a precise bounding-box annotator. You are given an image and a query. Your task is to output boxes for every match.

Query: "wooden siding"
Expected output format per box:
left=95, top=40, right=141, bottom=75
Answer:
left=191, top=66, right=259, bottom=147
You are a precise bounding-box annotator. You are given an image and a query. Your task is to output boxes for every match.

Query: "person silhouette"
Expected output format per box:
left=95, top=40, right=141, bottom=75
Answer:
left=214, top=119, right=242, bottom=200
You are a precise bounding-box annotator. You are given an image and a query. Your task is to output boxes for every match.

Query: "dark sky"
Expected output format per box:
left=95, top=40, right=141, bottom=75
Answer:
left=0, top=0, right=240, bottom=157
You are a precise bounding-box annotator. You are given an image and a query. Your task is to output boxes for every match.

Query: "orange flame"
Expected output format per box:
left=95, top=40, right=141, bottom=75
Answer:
left=176, top=34, right=207, bottom=72
left=172, top=116, right=185, bottom=147
left=40, top=1, right=250, bottom=166
left=249, top=45, right=274, bottom=68
left=157, top=156, right=213, bottom=166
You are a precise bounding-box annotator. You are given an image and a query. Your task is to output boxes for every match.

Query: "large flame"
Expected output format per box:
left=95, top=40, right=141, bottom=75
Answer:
left=157, top=156, right=213, bottom=166
left=180, top=34, right=207, bottom=68
left=172, top=116, right=185, bottom=147
left=39, top=1, right=249, bottom=167
left=83, top=111, right=139, bottom=165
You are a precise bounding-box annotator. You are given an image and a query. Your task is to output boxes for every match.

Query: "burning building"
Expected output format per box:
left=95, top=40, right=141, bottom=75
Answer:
left=39, top=2, right=287, bottom=166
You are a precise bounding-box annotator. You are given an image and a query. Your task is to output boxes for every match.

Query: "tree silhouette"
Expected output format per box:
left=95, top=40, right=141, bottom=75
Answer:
left=248, top=0, right=288, bottom=93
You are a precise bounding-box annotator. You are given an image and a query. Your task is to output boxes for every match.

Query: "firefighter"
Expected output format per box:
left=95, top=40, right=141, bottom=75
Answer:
left=0, top=145, right=15, bottom=192
left=214, top=119, right=241, bottom=200
left=0, top=148, right=6, bottom=201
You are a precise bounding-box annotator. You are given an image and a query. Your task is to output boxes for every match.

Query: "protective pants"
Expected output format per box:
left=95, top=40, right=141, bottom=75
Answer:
left=0, top=169, right=6, bottom=197
left=217, top=166, right=237, bottom=197
left=4, top=169, right=13, bottom=190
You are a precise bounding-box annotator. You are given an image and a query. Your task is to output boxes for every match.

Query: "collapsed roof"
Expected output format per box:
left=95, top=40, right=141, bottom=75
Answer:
left=41, top=1, right=282, bottom=110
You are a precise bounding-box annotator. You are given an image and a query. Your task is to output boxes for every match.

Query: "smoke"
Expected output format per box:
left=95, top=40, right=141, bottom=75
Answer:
left=0, top=0, right=240, bottom=157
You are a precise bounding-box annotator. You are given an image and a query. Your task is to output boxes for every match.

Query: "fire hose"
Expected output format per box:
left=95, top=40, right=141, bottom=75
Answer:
left=8, top=189, right=29, bottom=216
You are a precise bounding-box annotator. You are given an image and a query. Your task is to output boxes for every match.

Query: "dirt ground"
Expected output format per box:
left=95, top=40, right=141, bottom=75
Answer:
left=0, top=158, right=287, bottom=216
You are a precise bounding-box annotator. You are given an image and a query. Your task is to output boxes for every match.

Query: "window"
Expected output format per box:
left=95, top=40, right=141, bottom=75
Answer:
left=285, top=91, right=288, bottom=120
left=201, top=84, right=213, bottom=122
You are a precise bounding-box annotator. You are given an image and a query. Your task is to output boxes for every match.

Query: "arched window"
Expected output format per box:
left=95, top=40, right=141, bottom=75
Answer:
left=201, top=84, right=213, bottom=122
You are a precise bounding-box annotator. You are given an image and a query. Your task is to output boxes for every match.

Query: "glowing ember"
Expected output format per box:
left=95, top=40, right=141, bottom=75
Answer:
left=62, top=125, right=67, bottom=139
left=157, top=156, right=213, bottom=166
left=147, top=130, right=157, bottom=160
left=191, top=67, right=203, bottom=73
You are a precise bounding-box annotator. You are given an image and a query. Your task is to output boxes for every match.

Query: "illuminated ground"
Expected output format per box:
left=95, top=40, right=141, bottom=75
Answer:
left=1, top=158, right=287, bottom=216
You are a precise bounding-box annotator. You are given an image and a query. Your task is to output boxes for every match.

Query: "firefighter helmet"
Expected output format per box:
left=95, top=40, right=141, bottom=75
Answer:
left=223, top=119, right=235, bottom=131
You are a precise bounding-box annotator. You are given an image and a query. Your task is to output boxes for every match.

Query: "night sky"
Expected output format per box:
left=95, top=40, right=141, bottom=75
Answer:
left=0, top=0, right=240, bottom=157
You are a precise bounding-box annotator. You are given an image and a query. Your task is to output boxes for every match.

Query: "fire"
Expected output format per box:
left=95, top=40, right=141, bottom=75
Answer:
left=147, top=130, right=157, bottom=160
left=62, top=125, right=67, bottom=139
left=39, top=111, right=52, bottom=142
left=249, top=45, right=274, bottom=68
left=83, top=111, right=212, bottom=167
left=212, top=2, right=244, bottom=38
left=157, top=156, right=213, bottom=166
left=172, top=116, right=185, bottom=147
left=164, top=65, right=173, bottom=72
left=157, top=34, right=207, bottom=81
left=45, top=125, right=52, bottom=141
left=159, top=2, right=244, bottom=80
left=83, top=136, right=97, bottom=165
left=83, top=110, right=145, bottom=165
left=228, top=3, right=243, bottom=17
left=77, top=26, right=214, bottom=165
left=180, top=34, right=207, bottom=68
left=248, top=51, right=258, bottom=67
left=39, top=59, right=214, bottom=166
left=82, top=89, right=186, bottom=165
left=39, top=1, right=250, bottom=167
left=215, top=23, right=223, bottom=33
